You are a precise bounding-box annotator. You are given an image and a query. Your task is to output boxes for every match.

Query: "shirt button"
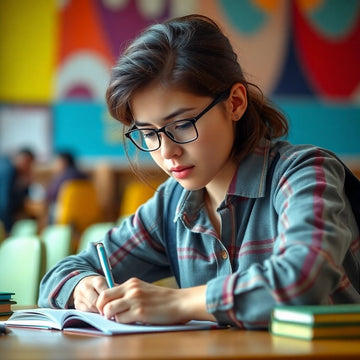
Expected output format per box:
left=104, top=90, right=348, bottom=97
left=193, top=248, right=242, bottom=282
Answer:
left=221, top=251, right=228, bottom=260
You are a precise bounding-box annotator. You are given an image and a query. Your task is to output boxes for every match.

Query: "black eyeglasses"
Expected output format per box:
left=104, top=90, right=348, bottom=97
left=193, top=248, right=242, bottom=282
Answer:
left=125, top=91, right=229, bottom=152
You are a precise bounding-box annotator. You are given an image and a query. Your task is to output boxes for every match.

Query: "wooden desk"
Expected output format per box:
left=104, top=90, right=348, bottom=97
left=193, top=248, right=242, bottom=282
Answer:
left=1, top=318, right=360, bottom=360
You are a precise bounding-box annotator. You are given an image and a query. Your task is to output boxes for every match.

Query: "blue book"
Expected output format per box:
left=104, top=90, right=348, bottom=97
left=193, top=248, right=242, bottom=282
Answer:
left=0, top=292, right=15, bottom=301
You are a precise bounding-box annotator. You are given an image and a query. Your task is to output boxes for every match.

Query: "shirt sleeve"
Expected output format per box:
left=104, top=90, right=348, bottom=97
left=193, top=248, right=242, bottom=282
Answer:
left=38, top=181, right=174, bottom=308
left=206, top=148, right=360, bottom=328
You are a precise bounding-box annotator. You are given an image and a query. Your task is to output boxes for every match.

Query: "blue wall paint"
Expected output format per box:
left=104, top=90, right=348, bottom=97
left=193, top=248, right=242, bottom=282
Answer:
left=54, top=102, right=118, bottom=156
left=54, top=102, right=153, bottom=163
left=275, top=99, right=360, bottom=156
left=54, top=100, right=360, bottom=162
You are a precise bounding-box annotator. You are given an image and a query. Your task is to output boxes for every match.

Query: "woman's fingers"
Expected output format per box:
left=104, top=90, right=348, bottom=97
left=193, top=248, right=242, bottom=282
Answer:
left=96, top=281, right=126, bottom=316
left=74, top=277, right=212, bottom=325
left=97, top=277, right=180, bottom=324
left=73, top=275, right=108, bottom=312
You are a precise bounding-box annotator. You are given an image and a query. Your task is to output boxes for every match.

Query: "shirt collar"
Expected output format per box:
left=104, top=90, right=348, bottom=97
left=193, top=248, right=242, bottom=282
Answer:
left=175, top=138, right=272, bottom=224
left=175, top=187, right=204, bottom=224
left=227, top=138, right=271, bottom=199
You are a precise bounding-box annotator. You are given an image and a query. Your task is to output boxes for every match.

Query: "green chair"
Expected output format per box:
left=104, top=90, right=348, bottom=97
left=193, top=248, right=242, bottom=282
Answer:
left=10, top=219, right=38, bottom=236
left=116, top=215, right=127, bottom=226
left=0, top=235, right=46, bottom=305
left=41, top=224, right=72, bottom=271
left=77, top=222, right=114, bottom=253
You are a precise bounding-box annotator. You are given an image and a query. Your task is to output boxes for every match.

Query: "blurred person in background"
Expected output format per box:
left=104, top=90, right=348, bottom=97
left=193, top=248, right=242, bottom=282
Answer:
left=45, top=151, right=88, bottom=223
left=0, top=148, right=35, bottom=234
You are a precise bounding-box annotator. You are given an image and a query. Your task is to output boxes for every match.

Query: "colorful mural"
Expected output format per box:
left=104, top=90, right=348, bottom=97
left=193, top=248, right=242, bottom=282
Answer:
left=54, top=0, right=360, bottom=101
left=56, top=0, right=172, bottom=101
left=292, top=0, right=360, bottom=99
left=0, top=0, right=359, bottom=161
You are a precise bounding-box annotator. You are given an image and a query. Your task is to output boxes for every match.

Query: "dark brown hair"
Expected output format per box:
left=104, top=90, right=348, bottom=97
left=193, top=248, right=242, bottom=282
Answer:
left=106, top=14, right=288, bottom=161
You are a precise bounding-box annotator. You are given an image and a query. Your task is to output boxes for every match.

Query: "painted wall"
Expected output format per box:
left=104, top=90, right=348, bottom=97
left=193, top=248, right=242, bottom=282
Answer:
left=0, top=0, right=359, bottom=164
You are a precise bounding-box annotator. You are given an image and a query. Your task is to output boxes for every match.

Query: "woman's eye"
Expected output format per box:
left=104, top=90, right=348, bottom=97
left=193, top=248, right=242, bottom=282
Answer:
left=174, top=121, right=192, bottom=131
left=141, top=130, right=156, bottom=139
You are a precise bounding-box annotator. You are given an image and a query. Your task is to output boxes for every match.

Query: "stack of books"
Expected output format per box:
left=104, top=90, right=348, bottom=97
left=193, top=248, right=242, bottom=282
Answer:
left=0, top=292, right=16, bottom=316
left=270, top=304, right=360, bottom=340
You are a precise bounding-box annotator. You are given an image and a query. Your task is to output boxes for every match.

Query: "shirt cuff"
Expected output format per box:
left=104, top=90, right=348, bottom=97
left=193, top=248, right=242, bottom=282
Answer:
left=205, top=274, right=237, bottom=325
left=52, top=271, right=98, bottom=309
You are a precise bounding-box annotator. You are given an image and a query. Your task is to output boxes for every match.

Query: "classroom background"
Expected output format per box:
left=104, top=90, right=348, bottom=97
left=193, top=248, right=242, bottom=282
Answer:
left=0, top=0, right=359, bottom=244
left=0, top=0, right=359, bottom=306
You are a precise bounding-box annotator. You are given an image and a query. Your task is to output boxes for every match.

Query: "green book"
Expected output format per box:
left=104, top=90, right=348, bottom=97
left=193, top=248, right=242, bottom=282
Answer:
left=272, top=304, right=360, bottom=325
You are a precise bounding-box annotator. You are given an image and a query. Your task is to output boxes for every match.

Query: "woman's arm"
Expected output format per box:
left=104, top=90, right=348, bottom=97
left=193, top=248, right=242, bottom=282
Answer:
left=206, top=148, right=360, bottom=328
left=38, top=182, right=175, bottom=309
left=96, top=278, right=215, bottom=324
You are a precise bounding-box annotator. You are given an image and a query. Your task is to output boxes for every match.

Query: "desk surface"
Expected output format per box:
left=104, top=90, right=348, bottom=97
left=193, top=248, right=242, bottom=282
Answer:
left=2, top=320, right=360, bottom=360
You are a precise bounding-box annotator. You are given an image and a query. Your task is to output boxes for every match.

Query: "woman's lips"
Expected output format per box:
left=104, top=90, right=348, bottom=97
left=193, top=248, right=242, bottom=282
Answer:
left=170, top=166, right=194, bottom=179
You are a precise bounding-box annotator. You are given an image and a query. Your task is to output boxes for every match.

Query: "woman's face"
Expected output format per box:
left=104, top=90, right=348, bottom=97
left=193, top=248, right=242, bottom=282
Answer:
left=130, top=83, right=241, bottom=191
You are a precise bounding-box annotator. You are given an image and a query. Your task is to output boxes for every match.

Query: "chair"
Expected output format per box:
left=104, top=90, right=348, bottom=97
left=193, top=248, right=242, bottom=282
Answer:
left=92, top=162, right=117, bottom=221
left=153, top=277, right=178, bottom=289
left=41, top=224, right=72, bottom=271
left=117, top=215, right=127, bottom=226
left=119, top=180, right=161, bottom=217
left=77, top=222, right=114, bottom=253
left=10, top=219, right=38, bottom=236
left=0, top=235, right=46, bottom=305
left=54, top=179, right=102, bottom=234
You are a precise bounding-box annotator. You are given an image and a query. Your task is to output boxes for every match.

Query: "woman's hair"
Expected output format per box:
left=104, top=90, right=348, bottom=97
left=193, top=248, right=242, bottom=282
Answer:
left=106, top=14, right=288, bottom=161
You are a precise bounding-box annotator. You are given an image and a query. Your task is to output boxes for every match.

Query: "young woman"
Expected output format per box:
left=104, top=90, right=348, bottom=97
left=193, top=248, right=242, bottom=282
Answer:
left=38, top=14, right=360, bottom=329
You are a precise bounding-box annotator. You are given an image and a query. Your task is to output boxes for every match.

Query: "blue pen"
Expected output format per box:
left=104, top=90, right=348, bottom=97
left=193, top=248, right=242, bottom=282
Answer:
left=96, top=242, right=115, bottom=288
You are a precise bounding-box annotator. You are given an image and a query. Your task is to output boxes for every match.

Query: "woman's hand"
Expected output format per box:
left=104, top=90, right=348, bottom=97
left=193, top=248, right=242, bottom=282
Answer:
left=72, top=275, right=109, bottom=312
left=96, top=277, right=215, bottom=325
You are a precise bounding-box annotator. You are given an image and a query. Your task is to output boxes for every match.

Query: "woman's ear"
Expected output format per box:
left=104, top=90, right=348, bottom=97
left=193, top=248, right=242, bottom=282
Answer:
left=227, top=83, right=247, bottom=122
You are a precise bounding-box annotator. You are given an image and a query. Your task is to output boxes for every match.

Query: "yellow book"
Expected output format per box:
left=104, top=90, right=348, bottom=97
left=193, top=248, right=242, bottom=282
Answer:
left=271, top=319, right=360, bottom=340
left=272, top=304, right=360, bottom=325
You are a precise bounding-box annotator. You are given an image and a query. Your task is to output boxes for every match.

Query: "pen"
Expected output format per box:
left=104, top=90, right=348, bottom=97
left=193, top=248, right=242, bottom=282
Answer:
left=96, top=242, right=115, bottom=288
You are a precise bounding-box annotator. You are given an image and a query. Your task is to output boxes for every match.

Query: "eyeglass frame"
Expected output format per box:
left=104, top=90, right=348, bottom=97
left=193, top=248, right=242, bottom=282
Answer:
left=124, top=90, right=230, bottom=152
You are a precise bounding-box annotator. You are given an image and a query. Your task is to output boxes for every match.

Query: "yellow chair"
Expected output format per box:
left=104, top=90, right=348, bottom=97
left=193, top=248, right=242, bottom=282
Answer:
left=119, top=180, right=161, bottom=217
left=55, top=179, right=102, bottom=234
left=77, top=222, right=114, bottom=253
left=0, top=235, right=46, bottom=305
left=41, top=224, right=73, bottom=271
left=10, top=219, right=38, bottom=236
left=153, top=277, right=179, bottom=289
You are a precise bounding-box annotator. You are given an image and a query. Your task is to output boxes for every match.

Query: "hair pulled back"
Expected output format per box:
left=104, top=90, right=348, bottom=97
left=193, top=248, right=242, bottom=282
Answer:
left=106, top=14, right=288, bottom=159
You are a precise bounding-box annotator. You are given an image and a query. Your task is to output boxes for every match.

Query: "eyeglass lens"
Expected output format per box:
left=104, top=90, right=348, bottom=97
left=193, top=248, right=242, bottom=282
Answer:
left=130, top=119, right=197, bottom=151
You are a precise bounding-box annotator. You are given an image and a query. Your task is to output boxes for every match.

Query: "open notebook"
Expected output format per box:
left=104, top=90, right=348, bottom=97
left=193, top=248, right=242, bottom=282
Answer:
left=3, top=308, right=222, bottom=336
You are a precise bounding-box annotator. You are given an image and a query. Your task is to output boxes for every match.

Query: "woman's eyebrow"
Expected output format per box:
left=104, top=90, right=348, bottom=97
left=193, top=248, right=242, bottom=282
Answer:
left=163, top=107, right=195, bottom=121
left=134, top=107, right=195, bottom=127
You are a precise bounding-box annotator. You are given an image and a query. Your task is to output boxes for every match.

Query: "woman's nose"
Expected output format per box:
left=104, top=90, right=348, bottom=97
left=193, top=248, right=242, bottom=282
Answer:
left=160, top=134, right=182, bottom=159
